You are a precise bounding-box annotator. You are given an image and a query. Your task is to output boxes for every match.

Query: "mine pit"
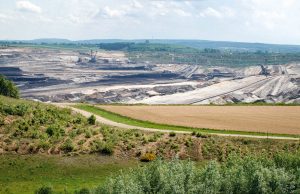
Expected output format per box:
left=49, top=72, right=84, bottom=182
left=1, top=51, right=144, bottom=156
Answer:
left=0, top=47, right=299, bottom=104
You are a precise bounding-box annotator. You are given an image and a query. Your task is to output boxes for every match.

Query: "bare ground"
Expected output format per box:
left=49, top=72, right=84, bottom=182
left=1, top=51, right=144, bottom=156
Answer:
left=98, top=105, right=300, bottom=135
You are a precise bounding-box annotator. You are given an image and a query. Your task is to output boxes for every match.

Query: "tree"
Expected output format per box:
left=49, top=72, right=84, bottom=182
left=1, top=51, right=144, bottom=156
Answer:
left=88, top=114, right=96, bottom=125
left=0, top=75, right=19, bottom=98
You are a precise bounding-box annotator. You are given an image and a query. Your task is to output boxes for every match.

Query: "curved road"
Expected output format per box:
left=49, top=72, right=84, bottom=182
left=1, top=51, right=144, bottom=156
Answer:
left=54, top=103, right=299, bottom=141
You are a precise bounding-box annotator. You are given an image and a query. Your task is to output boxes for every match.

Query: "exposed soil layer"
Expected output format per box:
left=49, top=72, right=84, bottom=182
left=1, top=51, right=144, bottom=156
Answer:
left=1, top=47, right=299, bottom=104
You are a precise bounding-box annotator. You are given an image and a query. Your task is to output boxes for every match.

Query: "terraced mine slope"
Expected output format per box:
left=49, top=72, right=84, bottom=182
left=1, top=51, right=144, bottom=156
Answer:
left=98, top=105, right=300, bottom=135
left=1, top=46, right=299, bottom=104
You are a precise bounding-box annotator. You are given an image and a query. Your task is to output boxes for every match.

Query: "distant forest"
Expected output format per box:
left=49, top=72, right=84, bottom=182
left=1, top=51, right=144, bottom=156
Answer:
left=3, top=39, right=300, bottom=67
left=98, top=42, right=300, bottom=67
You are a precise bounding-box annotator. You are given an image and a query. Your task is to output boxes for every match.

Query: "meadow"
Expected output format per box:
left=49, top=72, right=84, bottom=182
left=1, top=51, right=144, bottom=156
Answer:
left=0, top=154, right=137, bottom=194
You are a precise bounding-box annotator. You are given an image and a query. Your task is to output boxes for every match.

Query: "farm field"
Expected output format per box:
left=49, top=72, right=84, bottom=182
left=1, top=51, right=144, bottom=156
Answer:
left=98, top=105, right=300, bottom=135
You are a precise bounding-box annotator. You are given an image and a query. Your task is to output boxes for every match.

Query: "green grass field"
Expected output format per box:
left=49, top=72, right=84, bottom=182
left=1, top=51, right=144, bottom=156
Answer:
left=74, top=104, right=299, bottom=138
left=0, top=155, right=137, bottom=194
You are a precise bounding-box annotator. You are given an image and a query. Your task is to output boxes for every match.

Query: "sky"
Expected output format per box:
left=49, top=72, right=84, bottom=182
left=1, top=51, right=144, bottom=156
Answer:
left=0, top=0, right=300, bottom=44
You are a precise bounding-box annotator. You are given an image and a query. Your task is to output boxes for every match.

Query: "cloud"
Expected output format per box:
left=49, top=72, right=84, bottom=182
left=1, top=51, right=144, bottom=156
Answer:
left=132, top=0, right=143, bottom=9
left=103, top=6, right=124, bottom=18
left=173, top=8, right=191, bottom=17
left=198, top=6, right=235, bottom=19
left=198, top=7, right=222, bottom=18
left=242, top=0, right=292, bottom=30
left=0, top=0, right=298, bottom=44
left=16, top=1, right=42, bottom=14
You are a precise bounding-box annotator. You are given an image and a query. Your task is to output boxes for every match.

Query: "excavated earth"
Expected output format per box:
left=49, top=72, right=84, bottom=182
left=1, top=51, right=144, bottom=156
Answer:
left=0, top=47, right=299, bottom=104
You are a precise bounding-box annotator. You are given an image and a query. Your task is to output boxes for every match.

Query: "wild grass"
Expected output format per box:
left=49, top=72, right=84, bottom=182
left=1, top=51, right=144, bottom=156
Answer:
left=0, top=154, right=137, bottom=194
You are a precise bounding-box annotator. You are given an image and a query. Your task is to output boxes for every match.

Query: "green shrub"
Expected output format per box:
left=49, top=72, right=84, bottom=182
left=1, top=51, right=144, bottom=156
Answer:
left=14, top=104, right=29, bottom=116
left=38, top=140, right=50, bottom=150
left=0, top=116, right=5, bottom=126
left=169, top=131, right=176, bottom=137
left=0, top=75, right=19, bottom=98
left=2, top=105, right=15, bottom=115
left=196, top=132, right=208, bottom=138
left=35, top=186, right=53, bottom=194
left=148, top=134, right=158, bottom=142
left=91, top=140, right=114, bottom=155
left=185, top=138, right=193, bottom=147
left=46, top=127, right=55, bottom=137
left=18, top=120, right=30, bottom=131
left=61, top=138, right=74, bottom=153
left=75, top=188, right=90, bottom=194
left=92, top=129, right=99, bottom=135
left=73, top=117, right=84, bottom=124
left=46, top=125, right=65, bottom=137
left=100, top=142, right=114, bottom=155
left=98, top=154, right=300, bottom=194
left=170, top=143, right=179, bottom=151
left=87, top=115, right=96, bottom=125
left=78, top=139, right=85, bottom=145
left=85, top=130, right=92, bottom=138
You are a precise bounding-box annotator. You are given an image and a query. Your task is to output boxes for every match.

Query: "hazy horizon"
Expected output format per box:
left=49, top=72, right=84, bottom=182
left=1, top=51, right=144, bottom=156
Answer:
left=0, top=0, right=300, bottom=45
left=3, top=38, right=300, bottom=47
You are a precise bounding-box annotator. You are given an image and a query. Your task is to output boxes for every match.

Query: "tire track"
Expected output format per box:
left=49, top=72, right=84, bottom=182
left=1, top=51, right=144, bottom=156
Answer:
left=189, top=76, right=275, bottom=104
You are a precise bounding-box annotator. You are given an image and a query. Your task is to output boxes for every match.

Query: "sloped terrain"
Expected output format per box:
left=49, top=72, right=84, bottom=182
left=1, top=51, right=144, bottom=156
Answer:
left=1, top=46, right=299, bottom=104
left=0, top=96, right=299, bottom=160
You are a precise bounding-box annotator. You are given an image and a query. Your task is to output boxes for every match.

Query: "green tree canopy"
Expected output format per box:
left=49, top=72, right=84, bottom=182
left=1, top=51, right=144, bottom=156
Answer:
left=0, top=75, right=19, bottom=98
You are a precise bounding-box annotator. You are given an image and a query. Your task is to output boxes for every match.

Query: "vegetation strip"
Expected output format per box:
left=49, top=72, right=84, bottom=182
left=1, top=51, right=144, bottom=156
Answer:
left=74, top=104, right=300, bottom=138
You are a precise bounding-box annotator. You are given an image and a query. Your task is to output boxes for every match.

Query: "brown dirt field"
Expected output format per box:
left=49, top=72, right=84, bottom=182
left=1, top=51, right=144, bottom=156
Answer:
left=98, top=106, right=300, bottom=135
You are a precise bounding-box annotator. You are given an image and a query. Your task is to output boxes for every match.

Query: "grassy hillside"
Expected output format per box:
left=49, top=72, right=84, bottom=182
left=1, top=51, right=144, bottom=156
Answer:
left=1, top=95, right=299, bottom=159
left=1, top=96, right=300, bottom=193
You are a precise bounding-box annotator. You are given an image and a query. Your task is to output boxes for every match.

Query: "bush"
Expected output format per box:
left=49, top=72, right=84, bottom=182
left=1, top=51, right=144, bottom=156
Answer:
left=140, top=152, right=156, bottom=162
left=196, top=132, right=208, bottom=138
left=170, top=143, right=179, bottom=151
left=0, top=75, right=19, bottom=98
left=14, top=104, right=29, bottom=116
left=91, top=140, right=114, bottom=155
left=85, top=130, right=92, bottom=138
left=0, top=116, right=4, bottom=126
left=61, top=138, right=74, bottom=153
left=38, top=140, right=50, bottom=150
left=169, top=131, right=176, bottom=137
left=35, top=186, right=53, bottom=194
left=99, top=142, right=114, bottom=155
left=75, top=188, right=90, bottom=194
left=98, top=154, right=300, bottom=194
left=87, top=115, right=96, bottom=125
left=46, top=125, right=65, bottom=137
left=46, top=127, right=55, bottom=137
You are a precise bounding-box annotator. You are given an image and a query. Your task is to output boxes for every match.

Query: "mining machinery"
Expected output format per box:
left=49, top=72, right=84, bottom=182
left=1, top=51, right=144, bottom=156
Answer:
left=89, top=50, right=97, bottom=63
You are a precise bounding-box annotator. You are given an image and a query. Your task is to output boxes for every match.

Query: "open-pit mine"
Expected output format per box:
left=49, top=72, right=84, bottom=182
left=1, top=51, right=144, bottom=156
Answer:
left=1, top=46, right=300, bottom=104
